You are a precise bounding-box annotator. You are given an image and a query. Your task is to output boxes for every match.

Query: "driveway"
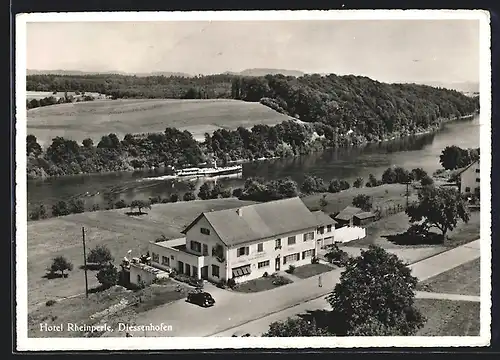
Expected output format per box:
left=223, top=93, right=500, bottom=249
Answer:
left=105, top=240, right=480, bottom=337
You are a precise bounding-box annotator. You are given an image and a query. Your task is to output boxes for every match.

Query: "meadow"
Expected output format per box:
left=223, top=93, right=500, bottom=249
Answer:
left=27, top=198, right=255, bottom=311
left=26, top=98, right=295, bottom=146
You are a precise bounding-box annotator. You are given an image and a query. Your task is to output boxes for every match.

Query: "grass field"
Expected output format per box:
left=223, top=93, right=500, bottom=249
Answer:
left=415, top=299, right=480, bottom=336
left=301, top=183, right=417, bottom=215
left=26, top=98, right=295, bottom=146
left=27, top=198, right=254, bottom=311
left=417, top=258, right=480, bottom=296
left=346, top=207, right=480, bottom=249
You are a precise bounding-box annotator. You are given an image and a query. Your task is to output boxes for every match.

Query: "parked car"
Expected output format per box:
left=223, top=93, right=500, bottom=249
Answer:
left=187, top=291, right=215, bottom=307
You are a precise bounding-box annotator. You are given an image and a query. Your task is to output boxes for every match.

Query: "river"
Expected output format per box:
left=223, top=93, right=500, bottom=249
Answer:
left=27, top=115, right=480, bottom=211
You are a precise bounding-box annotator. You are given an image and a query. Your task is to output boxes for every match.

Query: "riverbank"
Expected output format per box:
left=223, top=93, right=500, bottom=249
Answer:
left=26, top=112, right=478, bottom=181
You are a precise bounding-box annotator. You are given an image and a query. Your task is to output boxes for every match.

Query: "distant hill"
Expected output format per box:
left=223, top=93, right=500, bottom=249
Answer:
left=237, top=68, right=305, bottom=77
left=406, top=81, right=480, bottom=94
left=26, top=69, right=192, bottom=77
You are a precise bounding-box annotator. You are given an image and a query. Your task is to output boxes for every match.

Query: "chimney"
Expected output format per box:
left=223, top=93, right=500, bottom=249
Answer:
left=236, top=208, right=242, bottom=216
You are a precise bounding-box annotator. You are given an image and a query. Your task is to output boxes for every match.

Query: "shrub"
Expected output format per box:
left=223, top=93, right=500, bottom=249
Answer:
left=311, top=256, right=319, bottom=264
left=325, top=245, right=350, bottom=267
left=217, top=279, right=228, bottom=289
left=169, top=193, right=179, bottom=203
left=353, top=177, right=364, bottom=188
left=96, top=263, right=119, bottom=288
left=232, top=187, right=244, bottom=198
left=227, top=278, right=236, bottom=289
left=286, top=265, right=296, bottom=274
left=46, top=300, right=56, bottom=307
left=183, top=191, right=196, bottom=201
left=114, top=200, right=127, bottom=209
left=161, top=198, right=170, bottom=203
left=272, top=276, right=291, bottom=286
left=173, top=273, right=203, bottom=288
left=263, top=271, right=269, bottom=277
left=221, top=188, right=232, bottom=198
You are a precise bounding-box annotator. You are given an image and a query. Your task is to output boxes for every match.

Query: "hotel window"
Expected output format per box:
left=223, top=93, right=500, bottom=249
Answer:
left=211, top=265, right=220, bottom=277
left=275, top=239, right=282, bottom=249
left=287, top=236, right=296, bottom=245
left=258, top=260, right=270, bottom=269
left=476, top=169, right=480, bottom=173
left=476, top=178, right=480, bottom=183
left=318, top=227, right=324, bottom=235
left=152, top=252, right=159, bottom=263
left=257, top=243, right=264, bottom=252
left=237, top=246, right=250, bottom=257
left=202, top=244, right=209, bottom=256
left=200, top=227, right=210, bottom=235
left=303, top=232, right=314, bottom=241
left=327, top=225, right=332, bottom=233
left=190, top=241, right=201, bottom=252
left=283, top=253, right=300, bottom=264
left=170, top=255, right=175, bottom=260
left=161, top=256, right=169, bottom=266
left=465, top=187, right=471, bottom=193
left=302, top=249, right=315, bottom=260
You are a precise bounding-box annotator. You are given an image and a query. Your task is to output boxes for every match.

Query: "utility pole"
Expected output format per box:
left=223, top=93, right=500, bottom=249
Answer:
left=405, top=181, right=410, bottom=209
left=82, top=227, right=89, bottom=298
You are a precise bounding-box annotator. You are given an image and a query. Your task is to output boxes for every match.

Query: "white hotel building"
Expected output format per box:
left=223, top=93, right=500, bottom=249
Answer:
left=148, top=197, right=340, bottom=284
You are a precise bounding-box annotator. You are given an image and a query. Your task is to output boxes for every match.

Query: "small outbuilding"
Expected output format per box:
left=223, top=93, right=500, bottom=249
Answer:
left=334, top=206, right=363, bottom=227
left=353, top=211, right=377, bottom=226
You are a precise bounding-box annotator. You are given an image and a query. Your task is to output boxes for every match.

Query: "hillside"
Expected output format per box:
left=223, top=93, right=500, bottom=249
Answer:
left=27, top=98, right=296, bottom=145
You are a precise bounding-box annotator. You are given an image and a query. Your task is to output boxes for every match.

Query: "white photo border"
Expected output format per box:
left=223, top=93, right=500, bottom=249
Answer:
left=15, top=9, right=492, bottom=351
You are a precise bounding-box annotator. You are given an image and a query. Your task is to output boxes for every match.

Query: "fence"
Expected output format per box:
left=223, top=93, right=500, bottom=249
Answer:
left=372, top=200, right=418, bottom=220
left=333, top=226, right=366, bottom=244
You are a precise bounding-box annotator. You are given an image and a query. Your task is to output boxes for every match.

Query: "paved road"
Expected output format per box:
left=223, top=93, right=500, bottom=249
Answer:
left=104, top=239, right=480, bottom=337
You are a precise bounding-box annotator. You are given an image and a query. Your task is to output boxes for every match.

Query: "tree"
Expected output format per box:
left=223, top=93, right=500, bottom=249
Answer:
left=129, top=199, right=152, bottom=214
left=366, top=173, right=379, bottom=187
left=183, top=191, right=196, bottom=201
left=27, top=134, right=42, bottom=157
left=29, top=204, right=48, bottom=220
left=301, top=175, right=326, bottom=194
left=328, top=179, right=341, bottom=193
left=221, top=188, right=232, bottom=198
left=87, top=244, right=114, bottom=267
left=82, top=138, right=94, bottom=149
left=326, top=246, right=426, bottom=336
left=420, top=175, right=434, bottom=186
left=49, top=256, right=73, bottom=277
left=382, top=167, right=397, bottom=184
left=406, top=186, right=470, bottom=238
left=439, top=145, right=470, bottom=170
left=411, top=168, right=428, bottom=182
left=353, top=177, right=364, bottom=188
left=68, top=198, right=85, bottom=214
left=352, top=194, right=372, bottom=212
left=262, top=317, right=329, bottom=337
left=52, top=200, right=70, bottom=217
left=198, top=182, right=213, bottom=200
left=96, top=263, right=119, bottom=288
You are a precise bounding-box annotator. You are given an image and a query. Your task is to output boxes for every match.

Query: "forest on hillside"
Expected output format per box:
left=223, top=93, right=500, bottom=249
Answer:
left=26, top=73, right=479, bottom=178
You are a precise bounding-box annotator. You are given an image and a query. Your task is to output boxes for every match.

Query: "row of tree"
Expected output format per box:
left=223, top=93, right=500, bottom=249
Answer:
left=26, top=93, right=95, bottom=110
left=26, top=120, right=319, bottom=178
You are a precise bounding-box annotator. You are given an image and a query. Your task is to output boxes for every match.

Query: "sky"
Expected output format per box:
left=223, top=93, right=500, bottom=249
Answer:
left=26, top=20, right=480, bottom=84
